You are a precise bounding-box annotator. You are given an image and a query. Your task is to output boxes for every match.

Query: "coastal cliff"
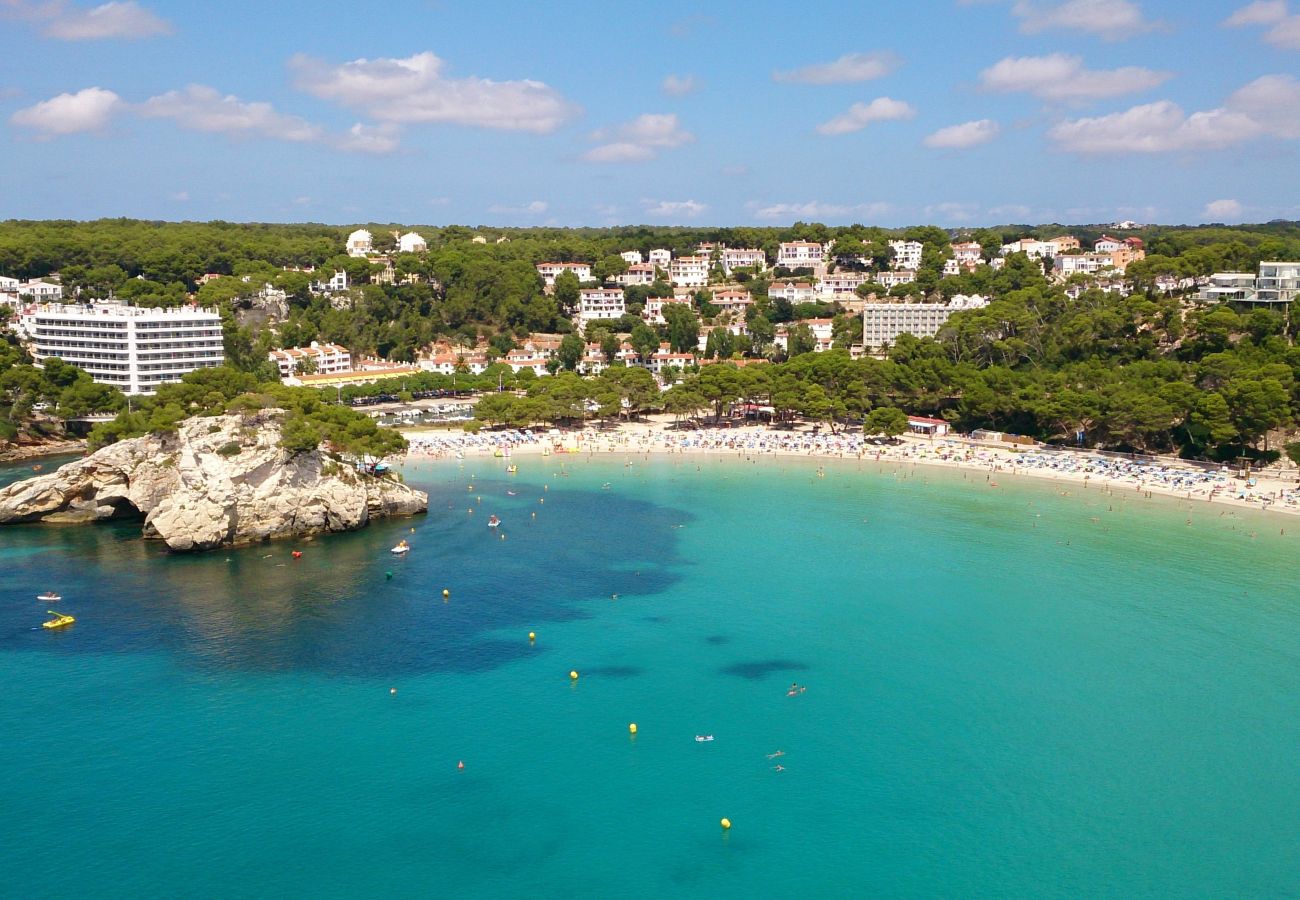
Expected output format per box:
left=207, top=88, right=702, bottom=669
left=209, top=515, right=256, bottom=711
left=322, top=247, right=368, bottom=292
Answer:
left=0, top=411, right=426, bottom=551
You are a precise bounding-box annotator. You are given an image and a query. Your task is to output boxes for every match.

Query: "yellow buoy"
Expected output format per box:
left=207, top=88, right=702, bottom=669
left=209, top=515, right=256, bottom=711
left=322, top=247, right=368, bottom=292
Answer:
left=720, top=818, right=731, bottom=830
left=628, top=723, right=637, bottom=735
left=390, top=688, right=397, bottom=696
left=528, top=631, right=536, bottom=641
left=570, top=670, right=579, bottom=681
left=442, top=588, right=450, bottom=598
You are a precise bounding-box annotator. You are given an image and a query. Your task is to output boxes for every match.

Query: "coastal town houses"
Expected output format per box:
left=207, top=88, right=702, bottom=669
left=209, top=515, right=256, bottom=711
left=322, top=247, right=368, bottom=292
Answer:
left=269, top=341, right=352, bottom=378
left=819, top=272, right=870, bottom=297
left=420, top=348, right=490, bottom=376
left=861, top=295, right=989, bottom=350
left=643, top=293, right=692, bottom=325
left=769, top=281, right=817, bottom=302
left=888, top=240, right=924, bottom=271
left=644, top=345, right=695, bottom=375
left=1194, top=262, right=1300, bottom=304
left=21, top=302, right=224, bottom=395
left=346, top=229, right=373, bottom=257
left=397, top=231, right=427, bottom=254
left=877, top=270, right=917, bottom=289
left=536, top=261, right=593, bottom=286
left=710, top=289, right=754, bottom=317
left=776, top=241, right=825, bottom=272
left=669, top=256, right=709, bottom=288
left=576, top=288, right=627, bottom=328
left=620, top=250, right=643, bottom=265
left=615, top=263, right=657, bottom=286
left=774, top=318, right=835, bottom=353
left=647, top=249, right=672, bottom=270
left=951, top=241, right=983, bottom=267
left=1000, top=236, right=1079, bottom=260
left=1257, top=262, right=1300, bottom=304
left=721, top=248, right=767, bottom=274
left=311, top=269, right=349, bottom=293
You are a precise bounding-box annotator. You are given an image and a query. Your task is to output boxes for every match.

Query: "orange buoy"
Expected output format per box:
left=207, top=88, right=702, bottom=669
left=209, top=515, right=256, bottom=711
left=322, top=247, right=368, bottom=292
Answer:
left=292, top=550, right=302, bottom=559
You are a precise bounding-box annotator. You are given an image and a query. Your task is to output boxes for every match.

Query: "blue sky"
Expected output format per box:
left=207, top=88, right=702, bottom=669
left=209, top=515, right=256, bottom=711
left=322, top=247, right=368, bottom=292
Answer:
left=4, top=0, right=1299, bottom=227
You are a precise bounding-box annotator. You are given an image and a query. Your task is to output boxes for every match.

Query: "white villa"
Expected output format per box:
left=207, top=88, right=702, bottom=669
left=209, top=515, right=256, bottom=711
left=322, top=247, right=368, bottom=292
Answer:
left=397, top=232, right=428, bottom=254
left=346, top=229, right=373, bottom=257
left=777, top=241, right=825, bottom=271
left=536, top=262, right=593, bottom=286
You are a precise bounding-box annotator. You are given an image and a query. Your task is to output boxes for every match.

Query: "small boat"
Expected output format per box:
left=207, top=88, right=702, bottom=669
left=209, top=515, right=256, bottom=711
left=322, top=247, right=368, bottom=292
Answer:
left=37, top=592, right=62, bottom=602
left=43, top=611, right=74, bottom=629
left=487, top=515, right=501, bottom=528
left=694, top=735, right=714, bottom=743
left=506, top=465, right=517, bottom=474
left=390, top=540, right=410, bottom=555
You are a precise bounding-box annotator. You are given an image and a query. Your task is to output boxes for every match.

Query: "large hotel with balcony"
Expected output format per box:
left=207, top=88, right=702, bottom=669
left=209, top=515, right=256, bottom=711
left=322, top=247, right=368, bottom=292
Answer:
left=20, top=303, right=225, bottom=395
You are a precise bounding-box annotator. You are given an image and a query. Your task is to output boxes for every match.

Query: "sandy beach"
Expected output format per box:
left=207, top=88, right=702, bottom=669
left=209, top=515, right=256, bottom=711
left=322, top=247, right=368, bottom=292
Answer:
left=401, top=416, right=1300, bottom=521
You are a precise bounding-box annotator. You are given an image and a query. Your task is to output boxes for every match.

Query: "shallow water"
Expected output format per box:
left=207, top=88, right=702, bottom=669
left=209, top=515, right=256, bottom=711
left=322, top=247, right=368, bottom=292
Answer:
left=1, top=453, right=1298, bottom=898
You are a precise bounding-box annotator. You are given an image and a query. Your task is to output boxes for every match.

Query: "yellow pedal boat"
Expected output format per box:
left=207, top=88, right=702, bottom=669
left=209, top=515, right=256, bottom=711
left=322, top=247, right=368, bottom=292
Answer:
left=43, top=611, right=75, bottom=629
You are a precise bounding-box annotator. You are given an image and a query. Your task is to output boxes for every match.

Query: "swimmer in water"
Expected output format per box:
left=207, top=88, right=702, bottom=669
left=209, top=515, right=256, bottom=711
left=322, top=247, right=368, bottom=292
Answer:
left=773, top=765, right=785, bottom=772
left=766, top=750, right=785, bottom=759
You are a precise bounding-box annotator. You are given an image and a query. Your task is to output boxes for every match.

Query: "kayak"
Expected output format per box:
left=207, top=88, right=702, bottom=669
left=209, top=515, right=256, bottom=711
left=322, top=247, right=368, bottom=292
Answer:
left=694, top=735, right=714, bottom=743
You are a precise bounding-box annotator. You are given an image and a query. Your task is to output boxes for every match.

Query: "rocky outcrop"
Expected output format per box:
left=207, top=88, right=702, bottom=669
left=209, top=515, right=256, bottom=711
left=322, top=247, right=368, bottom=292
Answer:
left=0, top=411, right=426, bottom=551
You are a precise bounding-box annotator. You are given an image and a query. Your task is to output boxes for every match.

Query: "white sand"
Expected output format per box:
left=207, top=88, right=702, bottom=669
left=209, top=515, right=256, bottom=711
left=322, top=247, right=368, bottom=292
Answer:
left=400, top=416, right=1300, bottom=521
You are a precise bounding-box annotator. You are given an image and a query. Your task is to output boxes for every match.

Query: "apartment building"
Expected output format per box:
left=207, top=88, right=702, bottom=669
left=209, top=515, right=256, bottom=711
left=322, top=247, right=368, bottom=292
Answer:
left=576, top=288, right=627, bottom=327
left=268, top=341, right=352, bottom=378
left=889, top=240, right=924, bottom=271
left=776, top=241, right=825, bottom=271
left=669, top=256, right=709, bottom=287
left=861, top=295, right=988, bottom=350
left=22, top=303, right=224, bottom=395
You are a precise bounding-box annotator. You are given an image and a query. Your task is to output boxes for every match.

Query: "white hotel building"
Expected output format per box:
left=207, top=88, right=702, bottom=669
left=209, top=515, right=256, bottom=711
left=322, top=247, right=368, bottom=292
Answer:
left=22, top=303, right=224, bottom=395
left=861, top=295, right=988, bottom=350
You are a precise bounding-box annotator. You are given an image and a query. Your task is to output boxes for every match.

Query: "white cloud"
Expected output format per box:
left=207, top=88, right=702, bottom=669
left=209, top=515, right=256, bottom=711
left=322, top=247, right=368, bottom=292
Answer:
left=925, top=202, right=980, bottom=222
left=289, top=51, right=579, bottom=133
left=487, top=200, right=548, bottom=216
left=1224, top=1, right=1287, bottom=26
left=40, top=0, right=170, bottom=39
left=815, top=97, right=915, bottom=135
left=169, top=190, right=189, bottom=201
left=583, top=113, right=694, bottom=163
left=1011, top=0, right=1156, bottom=40
left=979, top=54, right=1170, bottom=102
left=772, top=52, right=901, bottom=85
left=753, top=201, right=891, bottom=221
left=3, top=0, right=170, bottom=40
left=139, top=85, right=323, bottom=142
left=10, top=86, right=121, bottom=135
left=1048, top=74, right=1300, bottom=153
left=334, top=122, right=401, bottom=154
left=643, top=199, right=707, bottom=218
left=988, top=203, right=1033, bottom=218
left=1224, top=1, right=1300, bottom=49
left=923, top=119, right=1000, bottom=148
left=1203, top=199, right=1244, bottom=220
left=1268, top=16, right=1300, bottom=46
left=16, top=82, right=400, bottom=153
left=661, top=74, right=699, bottom=96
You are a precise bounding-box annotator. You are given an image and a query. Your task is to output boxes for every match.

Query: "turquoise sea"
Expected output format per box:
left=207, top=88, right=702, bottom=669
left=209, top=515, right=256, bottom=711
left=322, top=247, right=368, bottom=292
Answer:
left=2, top=452, right=1298, bottom=898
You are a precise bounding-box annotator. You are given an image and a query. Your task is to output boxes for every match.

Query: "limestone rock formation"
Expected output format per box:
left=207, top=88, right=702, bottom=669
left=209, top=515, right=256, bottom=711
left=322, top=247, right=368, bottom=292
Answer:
left=0, top=411, right=426, bottom=551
